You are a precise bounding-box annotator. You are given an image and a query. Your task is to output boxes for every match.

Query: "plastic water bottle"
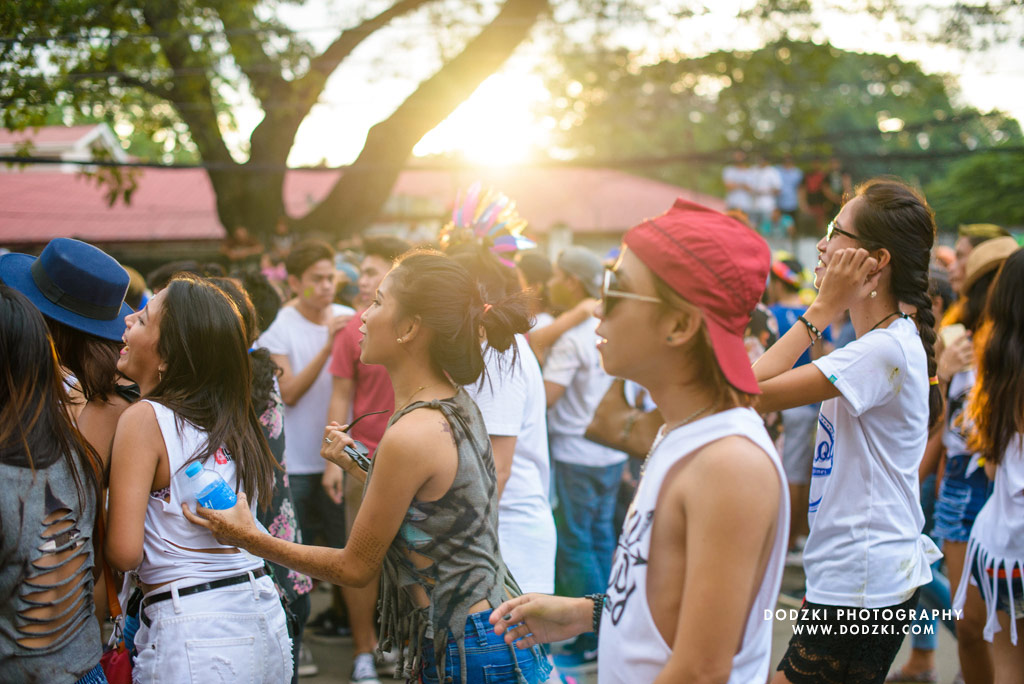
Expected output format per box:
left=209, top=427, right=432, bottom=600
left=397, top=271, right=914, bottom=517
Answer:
left=180, top=461, right=238, bottom=510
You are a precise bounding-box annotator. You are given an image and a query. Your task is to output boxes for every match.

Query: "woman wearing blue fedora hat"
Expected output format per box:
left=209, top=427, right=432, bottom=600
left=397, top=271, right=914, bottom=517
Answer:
left=0, top=238, right=138, bottom=471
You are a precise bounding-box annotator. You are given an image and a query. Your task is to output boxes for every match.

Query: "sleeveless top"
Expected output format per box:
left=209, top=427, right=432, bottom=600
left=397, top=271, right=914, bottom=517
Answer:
left=138, top=400, right=263, bottom=586
left=953, top=434, right=1024, bottom=646
left=598, top=408, right=789, bottom=684
left=371, top=388, right=531, bottom=682
left=0, top=456, right=101, bottom=683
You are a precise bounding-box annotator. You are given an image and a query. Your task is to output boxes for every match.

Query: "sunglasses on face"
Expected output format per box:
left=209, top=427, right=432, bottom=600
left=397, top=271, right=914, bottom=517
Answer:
left=601, top=268, right=661, bottom=315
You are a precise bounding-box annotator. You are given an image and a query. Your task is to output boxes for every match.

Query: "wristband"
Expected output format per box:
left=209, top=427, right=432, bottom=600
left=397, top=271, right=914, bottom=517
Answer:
left=585, top=593, right=605, bottom=634
left=798, top=315, right=823, bottom=342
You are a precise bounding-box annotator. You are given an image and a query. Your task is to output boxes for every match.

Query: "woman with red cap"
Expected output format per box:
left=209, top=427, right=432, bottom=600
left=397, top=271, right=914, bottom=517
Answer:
left=755, top=179, right=943, bottom=684
left=490, top=199, right=790, bottom=684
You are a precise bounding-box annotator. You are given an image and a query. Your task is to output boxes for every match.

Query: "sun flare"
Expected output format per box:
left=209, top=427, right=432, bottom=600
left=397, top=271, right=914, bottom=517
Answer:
left=413, top=71, right=551, bottom=166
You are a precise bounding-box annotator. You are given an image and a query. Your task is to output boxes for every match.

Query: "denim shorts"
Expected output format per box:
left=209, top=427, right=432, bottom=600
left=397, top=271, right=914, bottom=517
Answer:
left=132, top=573, right=292, bottom=683
left=932, top=454, right=991, bottom=543
left=420, top=610, right=551, bottom=684
left=970, top=562, right=1024, bottom=620
left=76, top=663, right=108, bottom=684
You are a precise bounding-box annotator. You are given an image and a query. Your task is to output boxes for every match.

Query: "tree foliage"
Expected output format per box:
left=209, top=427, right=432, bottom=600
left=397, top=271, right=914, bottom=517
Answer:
left=2, top=1, right=1021, bottom=239
left=926, top=151, right=1024, bottom=229
left=543, top=38, right=1022, bottom=200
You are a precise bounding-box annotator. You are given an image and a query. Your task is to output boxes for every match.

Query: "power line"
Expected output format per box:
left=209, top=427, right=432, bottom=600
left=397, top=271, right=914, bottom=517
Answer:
left=3, top=2, right=1021, bottom=45
left=3, top=144, right=1021, bottom=174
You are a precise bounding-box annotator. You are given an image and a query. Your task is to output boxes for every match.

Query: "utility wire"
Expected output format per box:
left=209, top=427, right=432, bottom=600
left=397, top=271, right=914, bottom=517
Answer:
left=3, top=144, right=1021, bottom=174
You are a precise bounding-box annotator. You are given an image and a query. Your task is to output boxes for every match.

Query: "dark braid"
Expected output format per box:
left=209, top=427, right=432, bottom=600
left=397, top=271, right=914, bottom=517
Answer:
left=854, top=179, right=943, bottom=427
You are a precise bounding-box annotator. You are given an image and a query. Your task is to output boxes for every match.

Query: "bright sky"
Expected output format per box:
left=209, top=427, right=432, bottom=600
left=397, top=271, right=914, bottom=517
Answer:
left=226, top=2, right=1024, bottom=168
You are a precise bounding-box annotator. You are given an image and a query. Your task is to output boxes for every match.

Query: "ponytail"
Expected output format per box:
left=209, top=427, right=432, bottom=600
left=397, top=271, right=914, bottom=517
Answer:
left=390, top=251, right=531, bottom=386
left=854, top=179, right=943, bottom=427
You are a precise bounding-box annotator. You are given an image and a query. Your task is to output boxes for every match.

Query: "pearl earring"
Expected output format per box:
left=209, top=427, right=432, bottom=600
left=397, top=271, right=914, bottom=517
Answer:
left=870, top=290, right=877, bottom=299
left=396, top=338, right=403, bottom=344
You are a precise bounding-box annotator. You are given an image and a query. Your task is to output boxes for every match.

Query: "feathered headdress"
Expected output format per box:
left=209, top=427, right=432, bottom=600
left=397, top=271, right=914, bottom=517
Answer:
left=439, top=181, right=535, bottom=266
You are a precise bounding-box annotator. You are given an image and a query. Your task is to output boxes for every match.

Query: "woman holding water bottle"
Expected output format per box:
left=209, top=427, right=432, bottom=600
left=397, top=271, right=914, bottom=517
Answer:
left=106, top=275, right=291, bottom=683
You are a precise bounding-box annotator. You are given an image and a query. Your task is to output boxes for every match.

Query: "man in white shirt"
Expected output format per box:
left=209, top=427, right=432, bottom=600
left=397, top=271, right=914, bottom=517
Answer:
left=723, top=150, right=753, bottom=216
left=257, top=240, right=353, bottom=557
left=749, top=156, right=783, bottom=233
left=544, top=246, right=626, bottom=662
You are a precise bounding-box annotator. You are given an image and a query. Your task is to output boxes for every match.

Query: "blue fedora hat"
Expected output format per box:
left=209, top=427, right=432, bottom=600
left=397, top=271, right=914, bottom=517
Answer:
left=0, top=238, right=133, bottom=342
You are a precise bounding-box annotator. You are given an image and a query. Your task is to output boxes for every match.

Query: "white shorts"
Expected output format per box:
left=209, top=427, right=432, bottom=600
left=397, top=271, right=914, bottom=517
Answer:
left=132, top=573, right=292, bottom=683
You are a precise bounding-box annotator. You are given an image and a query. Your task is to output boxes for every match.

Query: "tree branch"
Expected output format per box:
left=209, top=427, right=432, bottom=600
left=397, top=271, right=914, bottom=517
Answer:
left=248, top=0, right=438, bottom=167
left=294, top=0, right=550, bottom=237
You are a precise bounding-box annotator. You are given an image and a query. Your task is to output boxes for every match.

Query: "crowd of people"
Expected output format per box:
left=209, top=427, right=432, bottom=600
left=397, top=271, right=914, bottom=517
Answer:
left=723, top=152, right=853, bottom=244
left=1, top=176, right=1022, bottom=684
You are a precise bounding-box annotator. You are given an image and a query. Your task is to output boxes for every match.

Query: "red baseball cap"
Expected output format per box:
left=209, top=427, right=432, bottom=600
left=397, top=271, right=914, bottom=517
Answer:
left=623, top=198, right=770, bottom=394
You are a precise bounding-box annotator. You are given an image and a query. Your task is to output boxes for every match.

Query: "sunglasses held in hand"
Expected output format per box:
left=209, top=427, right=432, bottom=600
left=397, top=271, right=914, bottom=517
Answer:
left=341, top=409, right=388, bottom=472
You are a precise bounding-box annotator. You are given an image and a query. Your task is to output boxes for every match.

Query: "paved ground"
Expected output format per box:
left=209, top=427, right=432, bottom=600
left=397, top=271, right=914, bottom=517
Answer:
left=302, top=564, right=963, bottom=683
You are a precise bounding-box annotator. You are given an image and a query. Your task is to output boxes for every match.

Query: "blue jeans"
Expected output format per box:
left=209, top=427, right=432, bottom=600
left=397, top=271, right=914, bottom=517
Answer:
left=553, top=460, right=626, bottom=598
left=420, top=610, right=551, bottom=684
left=76, top=664, right=108, bottom=684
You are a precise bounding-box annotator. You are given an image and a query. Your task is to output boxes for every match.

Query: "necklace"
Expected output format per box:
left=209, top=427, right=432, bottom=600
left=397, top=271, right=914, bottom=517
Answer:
left=662, top=403, right=715, bottom=434
left=869, top=310, right=910, bottom=332
left=397, top=381, right=446, bottom=410
left=639, top=402, right=714, bottom=479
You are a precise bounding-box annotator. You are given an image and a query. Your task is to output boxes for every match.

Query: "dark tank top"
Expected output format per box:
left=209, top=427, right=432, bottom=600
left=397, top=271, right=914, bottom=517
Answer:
left=371, top=387, right=534, bottom=682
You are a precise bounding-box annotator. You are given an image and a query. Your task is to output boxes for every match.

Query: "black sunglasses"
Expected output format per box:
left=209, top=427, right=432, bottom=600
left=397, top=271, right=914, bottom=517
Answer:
left=601, top=268, right=661, bottom=315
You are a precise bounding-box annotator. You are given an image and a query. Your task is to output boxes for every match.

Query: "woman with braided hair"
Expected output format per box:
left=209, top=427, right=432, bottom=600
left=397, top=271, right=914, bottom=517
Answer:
left=755, top=178, right=944, bottom=684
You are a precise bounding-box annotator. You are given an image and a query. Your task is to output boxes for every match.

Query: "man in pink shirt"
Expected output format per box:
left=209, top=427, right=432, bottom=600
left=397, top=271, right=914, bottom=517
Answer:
left=325, top=236, right=410, bottom=683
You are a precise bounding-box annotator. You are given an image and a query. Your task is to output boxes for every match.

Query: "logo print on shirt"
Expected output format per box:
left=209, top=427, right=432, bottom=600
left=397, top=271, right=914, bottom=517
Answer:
left=214, top=447, right=229, bottom=465
left=813, top=413, right=834, bottom=478
left=606, top=509, right=653, bottom=627
left=809, top=413, right=835, bottom=514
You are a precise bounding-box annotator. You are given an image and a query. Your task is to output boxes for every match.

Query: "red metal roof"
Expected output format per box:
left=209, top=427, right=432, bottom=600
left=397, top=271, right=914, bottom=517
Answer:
left=1, top=165, right=724, bottom=245
left=0, top=125, right=102, bottom=146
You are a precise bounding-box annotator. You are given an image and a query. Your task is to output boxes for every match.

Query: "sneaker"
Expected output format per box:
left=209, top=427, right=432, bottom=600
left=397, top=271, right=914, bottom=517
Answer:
left=350, top=652, right=381, bottom=684
left=374, top=647, right=399, bottom=676
left=297, top=643, right=319, bottom=678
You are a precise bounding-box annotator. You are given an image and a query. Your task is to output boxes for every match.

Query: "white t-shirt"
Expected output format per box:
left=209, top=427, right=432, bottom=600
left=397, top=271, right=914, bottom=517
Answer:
left=531, top=311, right=554, bottom=331
left=257, top=303, right=353, bottom=475
left=749, top=165, right=782, bottom=213
left=544, top=319, right=627, bottom=467
left=807, top=317, right=942, bottom=607
left=466, top=334, right=556, bottom=594
left=723, top=165, right=753, bottom=212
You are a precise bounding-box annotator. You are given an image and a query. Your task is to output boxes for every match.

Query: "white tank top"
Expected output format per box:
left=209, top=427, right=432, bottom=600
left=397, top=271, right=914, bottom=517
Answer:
left=137, top=400, right=263, bottom=586
left=598, top=407, right=789, bottom=684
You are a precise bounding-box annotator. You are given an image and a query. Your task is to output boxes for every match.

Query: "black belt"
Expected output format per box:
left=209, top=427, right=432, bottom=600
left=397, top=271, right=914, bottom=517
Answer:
left=140, top=567, right=268, bottom=627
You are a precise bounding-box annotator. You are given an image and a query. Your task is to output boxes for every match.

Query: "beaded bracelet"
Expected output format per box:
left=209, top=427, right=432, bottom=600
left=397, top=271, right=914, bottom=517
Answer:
left=798, top=315, right=823, bottom=342
left=585, top=593, right=606, bottom=634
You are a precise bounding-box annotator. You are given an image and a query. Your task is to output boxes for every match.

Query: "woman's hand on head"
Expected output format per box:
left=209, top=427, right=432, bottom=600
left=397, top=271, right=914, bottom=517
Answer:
left=814, top=247, right=881, bottom=317
left=181, top=493, right=260, bottom=549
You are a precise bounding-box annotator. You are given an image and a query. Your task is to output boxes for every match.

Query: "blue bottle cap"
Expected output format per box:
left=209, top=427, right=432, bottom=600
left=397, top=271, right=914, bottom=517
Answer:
left=184, top=461, right=202, bottom=477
